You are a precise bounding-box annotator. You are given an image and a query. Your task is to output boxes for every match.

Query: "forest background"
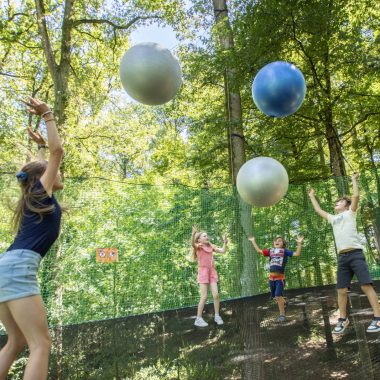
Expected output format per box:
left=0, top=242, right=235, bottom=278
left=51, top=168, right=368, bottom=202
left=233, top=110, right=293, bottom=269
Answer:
left=0, top=0, right=379, bottom=327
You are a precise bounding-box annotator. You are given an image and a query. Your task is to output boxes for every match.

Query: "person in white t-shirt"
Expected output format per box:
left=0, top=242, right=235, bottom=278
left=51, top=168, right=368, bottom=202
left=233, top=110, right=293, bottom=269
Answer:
left=308, top=173, right=380, bottom=334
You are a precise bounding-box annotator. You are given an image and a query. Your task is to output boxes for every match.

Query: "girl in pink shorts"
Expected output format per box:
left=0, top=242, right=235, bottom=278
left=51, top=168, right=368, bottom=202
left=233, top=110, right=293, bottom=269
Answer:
left=191, top=227, right=228, bottom=327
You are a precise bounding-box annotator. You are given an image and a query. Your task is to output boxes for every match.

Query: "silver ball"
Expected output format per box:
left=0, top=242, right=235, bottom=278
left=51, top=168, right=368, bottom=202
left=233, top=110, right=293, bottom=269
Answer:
left=236, top=157, right=289, bottom=207
left=120, top=42, right=182, bottom=105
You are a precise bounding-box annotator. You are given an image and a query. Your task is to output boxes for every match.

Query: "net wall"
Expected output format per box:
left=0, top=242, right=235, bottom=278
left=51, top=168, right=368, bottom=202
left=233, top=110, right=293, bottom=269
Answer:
left=0, top=169, right=379, bottom=329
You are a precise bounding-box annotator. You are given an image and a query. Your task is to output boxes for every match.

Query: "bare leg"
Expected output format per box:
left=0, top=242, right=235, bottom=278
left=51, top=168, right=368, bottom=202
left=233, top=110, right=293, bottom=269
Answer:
left=210, top=283, right=220, bottom=315
left=7, top=295, right=51, bottom=380
left=276, top=296, right=286, bottom=315
left=197, top=284, right=209, bottom=318
left=0, top=303, right=27, bottom=380
left=337, top=288, right=348, bottom=318
left=361, top=284, right=380, bottom=317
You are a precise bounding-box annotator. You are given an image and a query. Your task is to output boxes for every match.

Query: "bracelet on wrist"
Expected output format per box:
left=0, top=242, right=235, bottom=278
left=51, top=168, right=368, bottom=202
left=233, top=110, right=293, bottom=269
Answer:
left=44, top=118, right=54, bottom=122
left=41, top=110, right=53, bottom=118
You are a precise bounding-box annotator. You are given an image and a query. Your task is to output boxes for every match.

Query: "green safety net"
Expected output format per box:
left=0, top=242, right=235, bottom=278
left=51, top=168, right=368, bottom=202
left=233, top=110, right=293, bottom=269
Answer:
left=0, top=169, right=379, bottom=329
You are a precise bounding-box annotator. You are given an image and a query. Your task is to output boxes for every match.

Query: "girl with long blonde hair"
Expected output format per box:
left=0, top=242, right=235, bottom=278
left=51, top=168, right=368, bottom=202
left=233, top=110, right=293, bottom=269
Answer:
left=0, top=97, right=64, bottom=380
left=191, top=227, right=228, bottom=327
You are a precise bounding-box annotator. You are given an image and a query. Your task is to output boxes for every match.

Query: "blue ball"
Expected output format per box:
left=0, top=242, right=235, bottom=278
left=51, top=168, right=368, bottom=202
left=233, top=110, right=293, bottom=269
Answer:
left=252, top=61, right=306, bottom=117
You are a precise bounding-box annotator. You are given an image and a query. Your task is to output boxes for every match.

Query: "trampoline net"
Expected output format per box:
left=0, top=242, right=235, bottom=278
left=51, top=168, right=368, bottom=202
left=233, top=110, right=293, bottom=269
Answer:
left=0, top=170, right=380, bottom=379
left=0, top=169, right=379, bottom=326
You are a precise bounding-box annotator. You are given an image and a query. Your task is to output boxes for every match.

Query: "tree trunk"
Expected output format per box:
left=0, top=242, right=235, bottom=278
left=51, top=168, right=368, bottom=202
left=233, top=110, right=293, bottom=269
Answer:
left=212, top=0, right=258, bottom=296
left=34, top=2, right=75, bottom=377
left=322, top=1, right=348, bottom=195
left=325, top=110, right=347, bottom=183
left=317, top=138, right=326, bottom=168
left=35, top=0, right=72, bottom=130
left=212, top=0, right=245, bottom=182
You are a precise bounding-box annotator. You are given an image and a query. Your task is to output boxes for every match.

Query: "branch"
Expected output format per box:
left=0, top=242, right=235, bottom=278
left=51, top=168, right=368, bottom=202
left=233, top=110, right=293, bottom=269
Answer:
left=0, top=71, right=32, bottom=79
left=348, top=92, right=380, bottom=98
left=0, top=37, right=41, bottom=49
left=8, top=12, right=30, bottom=22
left=201, top=80, right=224, bottom=89
left=72, top=15, right=161, bottom=30
left=35, top=0, right=57, bottom=76
left=340, top=112, right=380, bottom=139
left=293, top=113, right=320, bottom=123
left=291, top=14, right=326, bottom=93
left=74, top=138, right=92, bottom=154
left=73, top=134, right=115, bottom=140
left=0, top=21, right=39, bottom=48
left=75, top=29, right=104, bottom=42
left=0, top=48, right=11, bottom=69
left=60, top=0, right=75, bottom=70
left=351, top=112, right=380, bottom=129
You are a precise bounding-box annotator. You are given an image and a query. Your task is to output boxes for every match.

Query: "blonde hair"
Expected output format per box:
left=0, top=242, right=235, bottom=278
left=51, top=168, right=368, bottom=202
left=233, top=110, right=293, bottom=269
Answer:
left=12, top=160, right=56, bottom=232
left=191, top=227, right=206, bottom=262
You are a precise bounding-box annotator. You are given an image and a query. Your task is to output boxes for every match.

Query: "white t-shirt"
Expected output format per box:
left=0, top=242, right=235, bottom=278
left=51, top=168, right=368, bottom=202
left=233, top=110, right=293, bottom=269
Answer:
left=327, top=207, right=363, bottom=253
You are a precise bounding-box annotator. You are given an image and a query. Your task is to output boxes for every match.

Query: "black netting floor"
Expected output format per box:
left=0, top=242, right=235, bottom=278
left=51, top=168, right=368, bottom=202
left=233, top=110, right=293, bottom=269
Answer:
left=2, top=281, right=380, bottom=379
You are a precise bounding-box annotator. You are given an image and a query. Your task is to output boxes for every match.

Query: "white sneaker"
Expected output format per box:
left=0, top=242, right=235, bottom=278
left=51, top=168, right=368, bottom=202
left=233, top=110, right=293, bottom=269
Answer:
left=194, top=317, right=208, bottom=327
left=333, top=318, right=349, bottom=334
left=214, top=315, right=224, bottom=325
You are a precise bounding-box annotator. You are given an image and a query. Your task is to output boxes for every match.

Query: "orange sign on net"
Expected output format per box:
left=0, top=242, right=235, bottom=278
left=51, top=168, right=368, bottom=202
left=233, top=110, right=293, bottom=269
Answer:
left=96, top=248, right=119, bottom=263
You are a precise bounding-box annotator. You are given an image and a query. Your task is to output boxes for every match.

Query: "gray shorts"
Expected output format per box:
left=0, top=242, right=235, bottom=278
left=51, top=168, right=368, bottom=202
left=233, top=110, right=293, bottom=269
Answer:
left=0, top=249, right=41, bottom=303
left=337, top=249, right=372, bottom=289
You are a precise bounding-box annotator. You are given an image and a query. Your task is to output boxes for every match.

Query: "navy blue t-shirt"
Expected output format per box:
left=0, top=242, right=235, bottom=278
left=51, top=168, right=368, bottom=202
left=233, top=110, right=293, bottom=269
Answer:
left=262, top=247, right=294, bottom=273
left=7, top=181, right=62, bottom=257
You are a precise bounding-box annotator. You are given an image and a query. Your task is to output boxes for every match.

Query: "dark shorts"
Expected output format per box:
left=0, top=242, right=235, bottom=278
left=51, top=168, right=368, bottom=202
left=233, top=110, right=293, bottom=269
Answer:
left=269, top=279, right=285, bottom=298
left=337, top=249, right=372, bottom=289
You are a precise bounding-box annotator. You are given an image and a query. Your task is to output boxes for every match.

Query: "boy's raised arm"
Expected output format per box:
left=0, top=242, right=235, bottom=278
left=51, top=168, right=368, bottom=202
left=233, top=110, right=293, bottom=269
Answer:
left=308, top=188, right=328, bottom=220
left=351, top=173, right=360, bottom=212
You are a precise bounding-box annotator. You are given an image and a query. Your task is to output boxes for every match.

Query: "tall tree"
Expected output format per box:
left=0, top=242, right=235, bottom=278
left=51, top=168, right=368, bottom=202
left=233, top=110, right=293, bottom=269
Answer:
left=211, top=0, right=258, bottom=296
left=212, top=0, right=245, bottom=182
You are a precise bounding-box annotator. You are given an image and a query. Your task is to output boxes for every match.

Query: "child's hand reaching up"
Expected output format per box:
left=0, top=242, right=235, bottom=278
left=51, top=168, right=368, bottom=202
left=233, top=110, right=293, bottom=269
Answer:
left=352, top=172, right=360, bottom=181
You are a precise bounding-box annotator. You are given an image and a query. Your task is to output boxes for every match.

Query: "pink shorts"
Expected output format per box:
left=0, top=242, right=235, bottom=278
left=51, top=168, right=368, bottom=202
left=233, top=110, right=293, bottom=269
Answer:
left=198, top=266, right=218, bottom=284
